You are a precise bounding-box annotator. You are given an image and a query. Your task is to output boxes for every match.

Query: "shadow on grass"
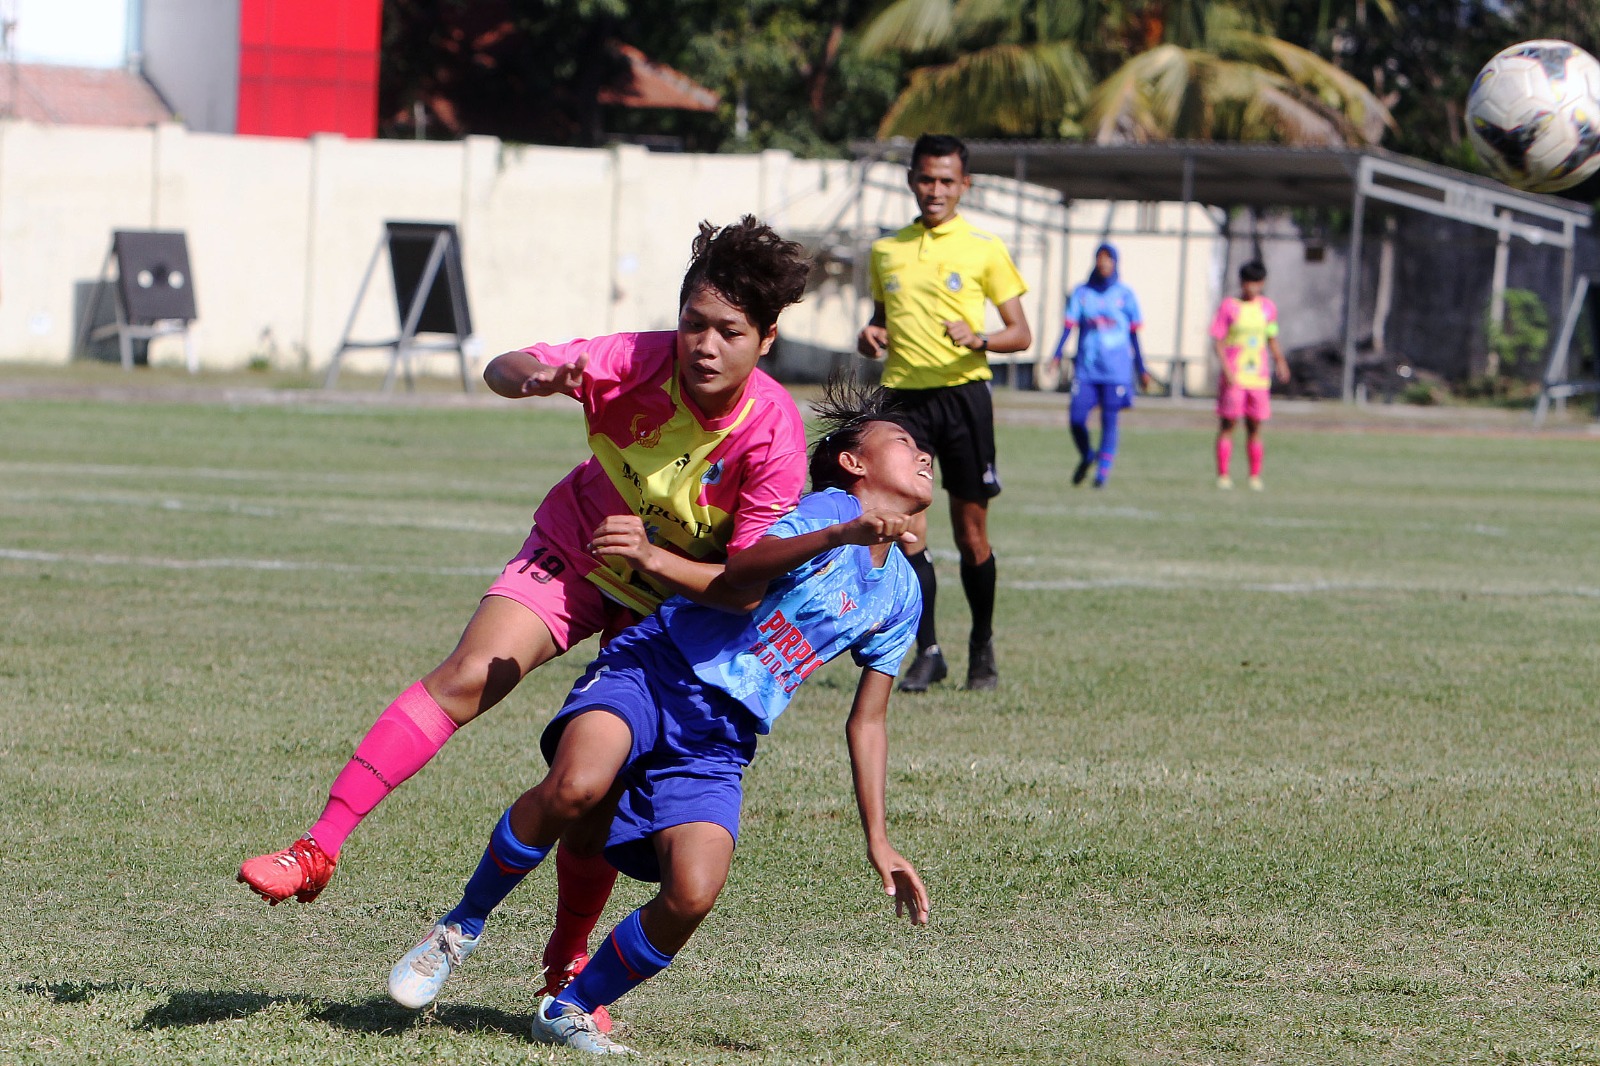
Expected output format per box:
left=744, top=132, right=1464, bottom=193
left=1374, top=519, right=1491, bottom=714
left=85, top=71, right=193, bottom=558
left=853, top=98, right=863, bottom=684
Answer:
left=146, top=991, right=528, bottom=1038
left=16, top=982, right=525, bottom=1040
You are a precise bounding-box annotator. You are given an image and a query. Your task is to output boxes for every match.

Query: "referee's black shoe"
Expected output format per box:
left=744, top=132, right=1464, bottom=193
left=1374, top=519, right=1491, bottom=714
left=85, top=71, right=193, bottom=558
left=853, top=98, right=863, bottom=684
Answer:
left=965, top=640, right=998, bottom=691
left=898, top=645, right=948, bottom=693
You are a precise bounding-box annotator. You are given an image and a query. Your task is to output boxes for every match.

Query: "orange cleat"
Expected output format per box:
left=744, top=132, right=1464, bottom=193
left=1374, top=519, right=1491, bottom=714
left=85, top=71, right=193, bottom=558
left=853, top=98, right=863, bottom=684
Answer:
left=237, top=836, right=336, bottom=905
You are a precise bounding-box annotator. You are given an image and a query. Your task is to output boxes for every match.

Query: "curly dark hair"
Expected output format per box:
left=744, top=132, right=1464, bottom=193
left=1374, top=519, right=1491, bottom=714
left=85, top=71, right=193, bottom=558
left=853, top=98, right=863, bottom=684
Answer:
left=678, top=216, right=812, bottom=335
left=807, top=372, right=912, bottom=491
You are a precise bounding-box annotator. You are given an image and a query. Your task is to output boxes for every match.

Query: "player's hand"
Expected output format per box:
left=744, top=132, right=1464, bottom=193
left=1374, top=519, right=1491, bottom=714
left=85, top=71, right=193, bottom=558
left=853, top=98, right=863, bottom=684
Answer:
left=587, top=515, right=656, bottom=569
left=857, top=324, right=889, bottom=360
left=840, top=509, right=919, bottom=546
left=516, top=352, right=589, bottom=397
left=1139, top=371, right=1153, bottom=393
left=943, top=319, right=981, bottom=349
left=1275, top=361, right=1291, bottom=384
left=870, top=845, right=930, bottom=926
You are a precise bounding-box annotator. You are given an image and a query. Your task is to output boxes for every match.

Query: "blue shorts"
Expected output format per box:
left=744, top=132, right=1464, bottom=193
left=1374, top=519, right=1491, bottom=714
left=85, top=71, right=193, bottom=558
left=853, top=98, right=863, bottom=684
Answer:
left=1069, top=379, right=1134, bottom=420
left=539, top=615, right=759, bottom=883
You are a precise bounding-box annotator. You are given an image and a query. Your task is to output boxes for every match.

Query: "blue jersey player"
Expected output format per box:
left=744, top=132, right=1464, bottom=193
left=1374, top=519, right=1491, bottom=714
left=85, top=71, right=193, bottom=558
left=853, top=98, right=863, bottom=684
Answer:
left=386, top=379, right=934, bottom=1055
left=1053, top=242, right=1149, bottom=488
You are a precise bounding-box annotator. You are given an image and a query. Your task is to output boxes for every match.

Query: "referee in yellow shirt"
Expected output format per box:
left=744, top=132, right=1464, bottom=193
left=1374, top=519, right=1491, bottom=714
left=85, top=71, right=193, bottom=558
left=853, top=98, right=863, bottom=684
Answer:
left=857, top=133, right=1031, bottom=692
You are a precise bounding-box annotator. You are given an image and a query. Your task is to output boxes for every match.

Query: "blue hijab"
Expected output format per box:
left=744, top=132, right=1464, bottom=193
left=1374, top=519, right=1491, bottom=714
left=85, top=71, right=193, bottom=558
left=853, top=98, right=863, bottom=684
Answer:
left=1086, top=242, right=1119, bottom=292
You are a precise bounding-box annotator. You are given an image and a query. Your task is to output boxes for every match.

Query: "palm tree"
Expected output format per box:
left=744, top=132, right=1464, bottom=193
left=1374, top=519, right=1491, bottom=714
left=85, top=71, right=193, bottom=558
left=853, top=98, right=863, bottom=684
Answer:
left=859, top=0, right=1100, bottom=137
left=860, top=0, right=1394, bottom=145
left=1083, top=7, right=1393, bottom=144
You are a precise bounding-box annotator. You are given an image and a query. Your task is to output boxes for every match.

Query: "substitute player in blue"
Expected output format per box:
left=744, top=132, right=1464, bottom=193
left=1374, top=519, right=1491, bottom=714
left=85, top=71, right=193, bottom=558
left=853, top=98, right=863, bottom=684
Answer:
left=387, top=379, right=933, bottom=1055
left=1052, top=243, right=1150, bottom=489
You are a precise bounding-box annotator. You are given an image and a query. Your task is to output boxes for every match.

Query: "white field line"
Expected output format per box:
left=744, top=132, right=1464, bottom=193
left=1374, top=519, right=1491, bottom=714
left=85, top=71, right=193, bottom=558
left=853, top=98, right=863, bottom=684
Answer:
left=0, top=546, right=499, bottom=577
left=1009, top=574, right=1600, bottom=598
left=4, top=545, right=1596, bottom=598
left=0, top=488, right=527, bottom=535
left=0, top=460, right=526, bottom=498
left=1017, top=502, right=1513, bottom=538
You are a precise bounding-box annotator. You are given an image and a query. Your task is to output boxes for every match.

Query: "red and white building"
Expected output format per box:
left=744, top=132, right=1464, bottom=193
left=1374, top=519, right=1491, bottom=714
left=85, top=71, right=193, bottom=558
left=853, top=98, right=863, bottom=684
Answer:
left=1, top=0, right=381, bottom=137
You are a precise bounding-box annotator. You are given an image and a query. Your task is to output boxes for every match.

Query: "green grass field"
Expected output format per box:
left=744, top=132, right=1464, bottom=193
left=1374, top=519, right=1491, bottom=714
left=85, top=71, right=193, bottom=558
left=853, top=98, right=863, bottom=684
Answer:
left=4, top=380, right=1600, bottom=1064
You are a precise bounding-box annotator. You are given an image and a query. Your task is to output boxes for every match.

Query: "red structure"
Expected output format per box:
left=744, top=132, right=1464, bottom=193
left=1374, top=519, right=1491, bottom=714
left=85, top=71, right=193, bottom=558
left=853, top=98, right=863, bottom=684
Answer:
left=235, top=0, right=382, bottom=138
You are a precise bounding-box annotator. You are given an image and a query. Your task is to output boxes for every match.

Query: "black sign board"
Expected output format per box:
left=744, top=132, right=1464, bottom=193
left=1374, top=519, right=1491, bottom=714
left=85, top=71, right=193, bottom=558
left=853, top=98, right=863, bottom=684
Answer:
left=112, top=231, right=197, bottom=324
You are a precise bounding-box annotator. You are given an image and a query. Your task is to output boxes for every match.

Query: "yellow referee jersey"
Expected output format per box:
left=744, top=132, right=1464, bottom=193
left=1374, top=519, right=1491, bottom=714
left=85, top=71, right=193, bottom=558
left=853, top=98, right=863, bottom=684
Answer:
left=869, top=215, right=1027, bottom=391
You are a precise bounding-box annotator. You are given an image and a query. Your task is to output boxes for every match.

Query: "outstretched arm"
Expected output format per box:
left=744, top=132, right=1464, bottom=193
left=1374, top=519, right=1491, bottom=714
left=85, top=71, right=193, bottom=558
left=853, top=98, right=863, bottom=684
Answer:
left=846, top=668, right=929, bottom=926
left=591, top=508, right=920, bottom=614
left=484, top=349, right=589, bottom=399
left=722, top=509, right=918, bottom=590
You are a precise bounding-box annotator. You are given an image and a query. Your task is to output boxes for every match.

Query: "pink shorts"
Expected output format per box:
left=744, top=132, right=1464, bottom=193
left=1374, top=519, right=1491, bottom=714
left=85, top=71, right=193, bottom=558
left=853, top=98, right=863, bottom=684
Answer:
left=1216, top=383, right=1271, bottom=422
left=483, top=524, right=631, bottom=652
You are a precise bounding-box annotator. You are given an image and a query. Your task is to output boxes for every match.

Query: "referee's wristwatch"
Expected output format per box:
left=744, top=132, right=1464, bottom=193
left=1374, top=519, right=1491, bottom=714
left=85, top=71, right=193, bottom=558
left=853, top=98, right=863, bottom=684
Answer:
left=976, top=334, right=989, bottom=351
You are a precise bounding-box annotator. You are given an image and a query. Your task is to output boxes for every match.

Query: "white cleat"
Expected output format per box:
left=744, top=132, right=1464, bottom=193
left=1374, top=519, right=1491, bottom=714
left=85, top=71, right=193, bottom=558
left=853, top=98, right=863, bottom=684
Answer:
left=388, top=921, right=480, bottom=1009
left=531, top=995, right=635, bottom=1056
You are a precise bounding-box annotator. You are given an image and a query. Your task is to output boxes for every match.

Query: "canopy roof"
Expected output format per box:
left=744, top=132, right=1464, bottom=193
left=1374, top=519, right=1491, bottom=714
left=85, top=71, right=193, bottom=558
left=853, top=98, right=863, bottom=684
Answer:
left=855, top=139, right=1590, bottom=227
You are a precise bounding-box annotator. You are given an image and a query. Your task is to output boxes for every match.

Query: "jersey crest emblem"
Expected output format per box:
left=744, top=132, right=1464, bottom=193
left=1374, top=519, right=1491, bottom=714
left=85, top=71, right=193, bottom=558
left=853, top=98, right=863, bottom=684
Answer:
left=701, top=459, right=724, bottom=485
left=946, top=272, right=963, bottom=292
left=884, top=275, right=901, bottom=294
left=839, top=590, right=858, bottom=615
left=630, top=414, right=662, bottom=449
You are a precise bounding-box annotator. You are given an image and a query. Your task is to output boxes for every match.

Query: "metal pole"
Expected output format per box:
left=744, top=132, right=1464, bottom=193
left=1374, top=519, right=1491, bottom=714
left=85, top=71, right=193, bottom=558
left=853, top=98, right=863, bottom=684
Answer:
left=1013, top=152, right=1028, bottom=389
left=1172, top=152, right=1194, bottom=400
left=323, top=232, right=387, bottom=389
left=387, top=231, right=451, bottom=392
left=1340, top=166, right=1368, bottom=404
left=1485, top=210, right=1512, bottom=379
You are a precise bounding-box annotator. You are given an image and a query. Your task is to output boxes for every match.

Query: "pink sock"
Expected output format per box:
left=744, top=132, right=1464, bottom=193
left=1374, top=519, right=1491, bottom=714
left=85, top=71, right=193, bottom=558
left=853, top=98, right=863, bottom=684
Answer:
left=1247, top=439, right=1264, bottom=478
left=308, top=682, right=458, bottom=857
left=543, top=845, right=620, bottom=968
left=1216, top=436, right=1233, bottom=476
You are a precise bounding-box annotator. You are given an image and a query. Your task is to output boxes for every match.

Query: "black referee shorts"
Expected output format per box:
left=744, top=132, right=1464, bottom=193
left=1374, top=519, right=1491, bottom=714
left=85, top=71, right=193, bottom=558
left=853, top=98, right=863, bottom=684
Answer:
left=885, top=379, right=1001, bottom=502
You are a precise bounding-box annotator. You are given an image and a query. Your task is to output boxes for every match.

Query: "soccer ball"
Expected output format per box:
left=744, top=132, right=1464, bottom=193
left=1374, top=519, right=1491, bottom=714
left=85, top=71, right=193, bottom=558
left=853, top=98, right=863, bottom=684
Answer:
left=1465, top=39, right=1600, bottom=193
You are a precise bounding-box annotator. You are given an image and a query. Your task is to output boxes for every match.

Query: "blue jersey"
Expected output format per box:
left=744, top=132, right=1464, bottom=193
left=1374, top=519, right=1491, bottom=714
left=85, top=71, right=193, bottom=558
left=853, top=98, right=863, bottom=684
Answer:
left=1065, top=281, right=1143, bottom=385
left=657, top=488, right=922, bottom=733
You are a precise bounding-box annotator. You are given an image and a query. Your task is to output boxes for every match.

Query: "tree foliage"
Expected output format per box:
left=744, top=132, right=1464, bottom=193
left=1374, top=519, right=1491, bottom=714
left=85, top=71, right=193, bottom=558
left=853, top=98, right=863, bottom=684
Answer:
left=377, top=0, right=1600, bottom=177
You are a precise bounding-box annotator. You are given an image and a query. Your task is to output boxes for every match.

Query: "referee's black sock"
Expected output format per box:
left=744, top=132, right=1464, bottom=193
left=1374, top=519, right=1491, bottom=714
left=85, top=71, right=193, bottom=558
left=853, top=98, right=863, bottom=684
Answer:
left=907, top=549, right=939, bottom=652
left=961, top=554, right=996, bottom=648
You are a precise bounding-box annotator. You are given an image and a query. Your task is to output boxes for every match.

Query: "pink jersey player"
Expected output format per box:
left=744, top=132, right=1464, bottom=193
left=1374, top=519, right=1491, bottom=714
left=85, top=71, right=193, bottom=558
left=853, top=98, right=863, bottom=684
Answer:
left=1210, top=260, right=1289, bottom=491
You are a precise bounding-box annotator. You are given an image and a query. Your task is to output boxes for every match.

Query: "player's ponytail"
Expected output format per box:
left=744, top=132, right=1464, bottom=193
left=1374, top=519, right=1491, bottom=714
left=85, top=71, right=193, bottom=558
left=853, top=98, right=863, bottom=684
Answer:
left=807, top=372, right=911, bottom=491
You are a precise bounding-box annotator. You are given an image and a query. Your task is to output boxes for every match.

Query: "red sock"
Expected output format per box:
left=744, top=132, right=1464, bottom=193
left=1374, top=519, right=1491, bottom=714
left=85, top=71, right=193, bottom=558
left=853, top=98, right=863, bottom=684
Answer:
left=1247, top=439, right=1264, bottom=478
left=1216, top=436, right=1233, bottom=476
left=542, top=844, right=620, bottom=968
left=308, top=682, right=458, bottom=858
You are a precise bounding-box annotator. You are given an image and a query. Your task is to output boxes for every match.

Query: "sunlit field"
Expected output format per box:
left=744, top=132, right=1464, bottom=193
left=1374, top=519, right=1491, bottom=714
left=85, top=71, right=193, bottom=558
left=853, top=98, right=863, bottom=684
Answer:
left=4, top=379, right=1600, bottom=1064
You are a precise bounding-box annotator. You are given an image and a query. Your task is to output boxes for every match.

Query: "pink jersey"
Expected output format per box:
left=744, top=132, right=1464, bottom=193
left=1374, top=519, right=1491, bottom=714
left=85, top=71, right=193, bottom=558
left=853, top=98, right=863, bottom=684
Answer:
left=525, top=331, right=806, bottom=615
left=1209, top=295, right=1279, bottom=391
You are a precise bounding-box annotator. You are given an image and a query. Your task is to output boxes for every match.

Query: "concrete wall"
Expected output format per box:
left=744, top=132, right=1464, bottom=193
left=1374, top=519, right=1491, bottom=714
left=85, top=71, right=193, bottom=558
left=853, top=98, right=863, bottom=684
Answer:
left=142, top=0, right=240, bottom=133
left=0, top=119, right=1230, bottom=390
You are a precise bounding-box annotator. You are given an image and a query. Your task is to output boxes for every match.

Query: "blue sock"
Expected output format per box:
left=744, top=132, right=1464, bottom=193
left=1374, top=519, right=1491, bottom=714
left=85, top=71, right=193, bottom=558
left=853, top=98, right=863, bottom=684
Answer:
left=442, top=807, right=549, bottom=938
left=1069, top=422, right=1093, bottom=462
left=551, top=907, right=673, bottom=1016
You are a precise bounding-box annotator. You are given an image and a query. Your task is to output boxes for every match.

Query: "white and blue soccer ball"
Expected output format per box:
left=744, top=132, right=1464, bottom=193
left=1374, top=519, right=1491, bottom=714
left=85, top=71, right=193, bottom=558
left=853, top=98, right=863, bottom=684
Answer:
left=1466, top=39, right=1600, bottom=193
